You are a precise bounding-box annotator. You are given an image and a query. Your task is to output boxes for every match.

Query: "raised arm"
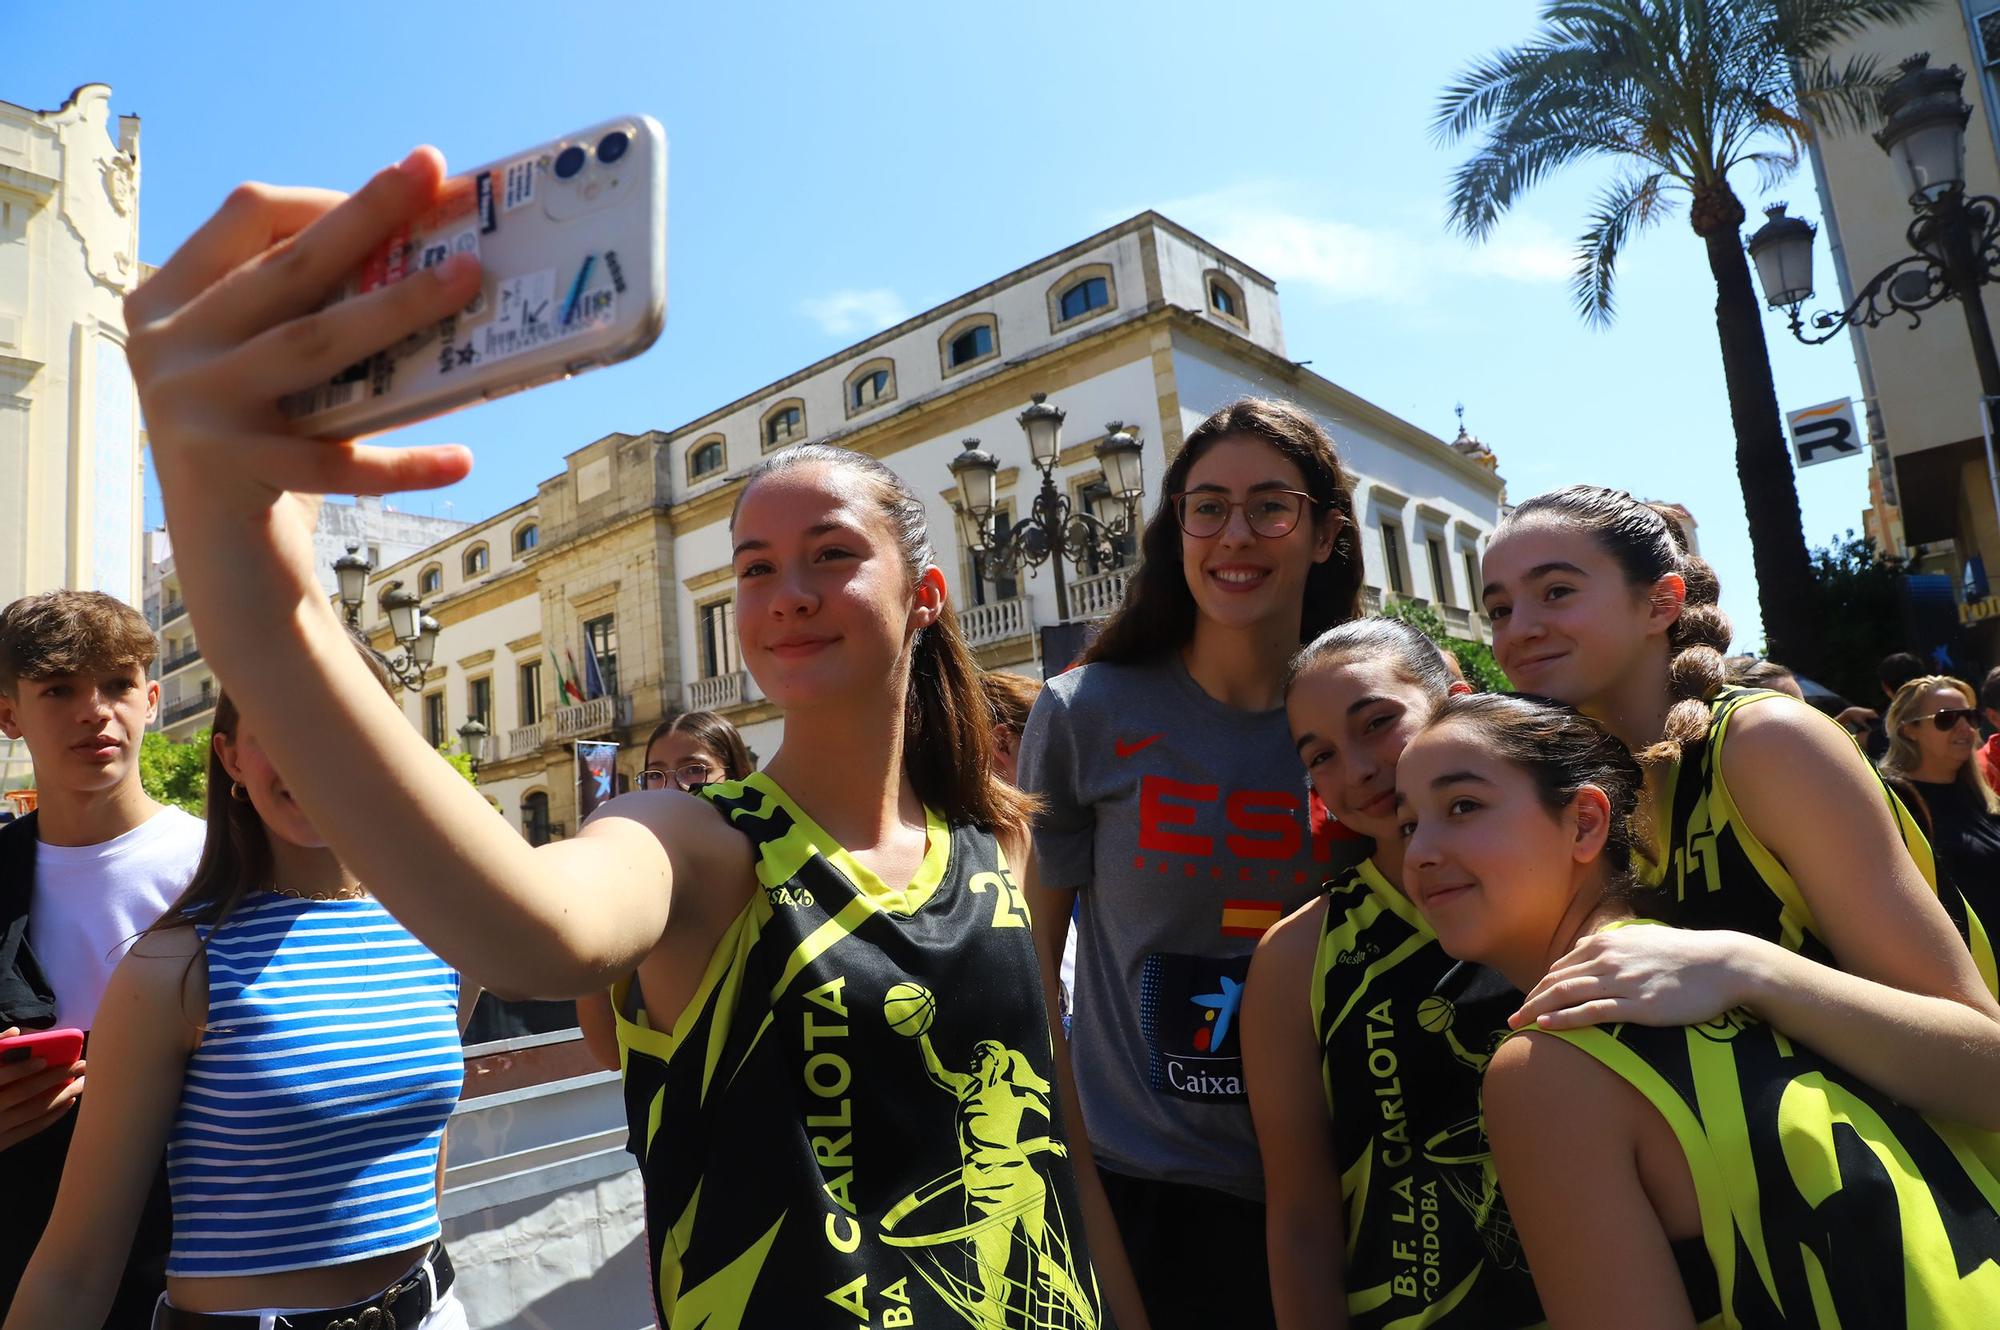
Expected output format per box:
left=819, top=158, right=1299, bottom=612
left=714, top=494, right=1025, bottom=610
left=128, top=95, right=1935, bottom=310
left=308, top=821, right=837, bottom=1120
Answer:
left=127, top=153, right=687, bottom=997
left=1242, top=899, right=1349, bottom=1330
left=1515, top=701, right=2000, bottom=1126
left=4, top=932, right=203, bottom=1330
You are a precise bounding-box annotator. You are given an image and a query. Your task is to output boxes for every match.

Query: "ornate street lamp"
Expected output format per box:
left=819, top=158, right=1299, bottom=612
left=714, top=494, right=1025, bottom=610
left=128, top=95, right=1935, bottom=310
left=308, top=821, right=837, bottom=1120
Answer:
left=370, top=580, right=439, bottom=692
left=333, top=544, right=372, bottom=626
left=456, top=719, right=491, bottom=774
left=945, top=393, right=1145, bottom=622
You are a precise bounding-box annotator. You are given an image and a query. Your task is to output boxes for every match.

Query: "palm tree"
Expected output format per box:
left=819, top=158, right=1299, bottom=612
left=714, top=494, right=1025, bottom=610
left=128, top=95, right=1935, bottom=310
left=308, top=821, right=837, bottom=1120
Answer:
left=1436, top=0, right=1933, bottom=666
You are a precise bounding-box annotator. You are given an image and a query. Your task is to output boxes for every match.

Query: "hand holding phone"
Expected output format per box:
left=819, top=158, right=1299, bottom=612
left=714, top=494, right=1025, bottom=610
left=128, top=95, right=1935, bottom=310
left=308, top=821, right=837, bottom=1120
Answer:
left=0, top=1027, right=86, bottom=1151
left=0, top=1026, right=85, bottom=1067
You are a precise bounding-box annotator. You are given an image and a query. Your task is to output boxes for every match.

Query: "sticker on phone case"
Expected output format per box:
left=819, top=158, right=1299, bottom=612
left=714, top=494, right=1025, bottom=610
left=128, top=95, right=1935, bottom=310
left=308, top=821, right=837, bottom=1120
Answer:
left=502, top=159, right=535, bottom=211
left=476, top=172, right=497, bottom=234
left=433, top=264, right=616, bottom=373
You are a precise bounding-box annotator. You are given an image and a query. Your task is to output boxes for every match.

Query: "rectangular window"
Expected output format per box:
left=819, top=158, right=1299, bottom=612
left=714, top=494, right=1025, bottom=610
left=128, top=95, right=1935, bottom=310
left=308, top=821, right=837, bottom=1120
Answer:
left=698, top=600, right=740, bottom=679
left=1380, top=521, right=1408, bottom=597
left=1463, top=550, right=1481, bottom=610
left=970, top=506, right=1018, bottom=606
left=584, top=614, right=619, bottom=699
left=468, top=676, right=492, bottom=729
left=519, top=660, right=543, bottom=725
left=424, top=691, right=446, bottom=747
left=1426, top=537, right=1452, bottom=606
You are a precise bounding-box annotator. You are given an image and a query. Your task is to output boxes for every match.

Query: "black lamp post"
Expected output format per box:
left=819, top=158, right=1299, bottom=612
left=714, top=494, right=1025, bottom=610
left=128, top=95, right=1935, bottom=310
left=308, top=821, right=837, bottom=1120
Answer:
left=1747, top=52, right=2000, bottom=567
left=457, top=719, right=491, bottom=774
left=946, top=393, right=1145, bottom=622
left=336, top=543, right=440, bottom=692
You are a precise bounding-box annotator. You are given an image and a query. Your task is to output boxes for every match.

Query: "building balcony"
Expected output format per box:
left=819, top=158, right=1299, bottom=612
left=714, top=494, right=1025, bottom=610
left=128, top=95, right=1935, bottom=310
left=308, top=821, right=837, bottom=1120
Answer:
left=1361, top=585, right=1383, bottom=615
left=1070, top=567, right=1130, bottom=621
left=160, top=644, right=204, bottom=676
left=685, top=670, right=746, bottom=712
left=1439, top=604, right=1473, bottom=639
left=161, top=695, right=214, bottom=729
left=550, top=694, right=630, bottom=742
left=959, top=595, right=1033, bottom=648
left=506, top=719, right=548, bottom=759
left=159, top=600, right=186, bottom=627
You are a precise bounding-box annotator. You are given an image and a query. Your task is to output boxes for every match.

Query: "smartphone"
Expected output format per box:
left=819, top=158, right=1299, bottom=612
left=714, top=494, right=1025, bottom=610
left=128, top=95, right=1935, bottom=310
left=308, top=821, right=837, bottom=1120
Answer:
left=0, top=1027, right=84, bottom=1068
left=283, top=114, right=667, bottom=439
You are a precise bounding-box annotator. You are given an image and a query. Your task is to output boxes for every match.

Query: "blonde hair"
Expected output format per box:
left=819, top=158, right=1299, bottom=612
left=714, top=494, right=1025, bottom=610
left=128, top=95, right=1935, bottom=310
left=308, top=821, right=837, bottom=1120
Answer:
left=1882, top=675, right=2000, bottom=814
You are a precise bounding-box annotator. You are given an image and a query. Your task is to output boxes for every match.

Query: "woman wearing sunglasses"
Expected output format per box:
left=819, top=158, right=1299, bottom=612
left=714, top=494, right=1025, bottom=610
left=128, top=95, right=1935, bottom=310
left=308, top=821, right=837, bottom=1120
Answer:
left=1016, top=397, right=1367, bottom=1329
left=1883, top=676, right=2000, bottom=927
left=575, top=711, right=755, bottom=1070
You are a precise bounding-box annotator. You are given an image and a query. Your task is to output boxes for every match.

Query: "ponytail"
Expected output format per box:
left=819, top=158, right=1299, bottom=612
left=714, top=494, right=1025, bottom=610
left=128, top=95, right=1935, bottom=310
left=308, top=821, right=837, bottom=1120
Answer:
left=1503, top=486, right=1733, bottom=766
left=735, top=444, right=1035, bottom=838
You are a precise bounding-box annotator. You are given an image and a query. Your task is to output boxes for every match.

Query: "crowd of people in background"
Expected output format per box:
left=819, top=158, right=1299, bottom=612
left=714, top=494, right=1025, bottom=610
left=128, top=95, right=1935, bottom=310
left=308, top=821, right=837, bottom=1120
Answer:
left=5, top=154, right=2000, bottom=1330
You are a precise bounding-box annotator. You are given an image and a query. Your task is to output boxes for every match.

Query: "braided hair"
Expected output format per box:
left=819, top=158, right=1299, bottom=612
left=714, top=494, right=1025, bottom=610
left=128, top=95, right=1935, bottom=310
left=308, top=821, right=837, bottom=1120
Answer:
left=1502, top=486, right=1732, bottom=766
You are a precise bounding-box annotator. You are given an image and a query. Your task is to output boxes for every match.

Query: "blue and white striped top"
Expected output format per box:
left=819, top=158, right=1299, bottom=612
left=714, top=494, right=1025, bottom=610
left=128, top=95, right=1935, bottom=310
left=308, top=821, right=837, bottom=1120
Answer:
left=165, top=892, right=464, bottom=1277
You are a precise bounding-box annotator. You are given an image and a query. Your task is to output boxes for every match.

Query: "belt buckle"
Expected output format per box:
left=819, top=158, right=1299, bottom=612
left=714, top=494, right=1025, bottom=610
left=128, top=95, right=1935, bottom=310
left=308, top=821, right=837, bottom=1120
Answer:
left=325, top=1306, right=395, bottom=1330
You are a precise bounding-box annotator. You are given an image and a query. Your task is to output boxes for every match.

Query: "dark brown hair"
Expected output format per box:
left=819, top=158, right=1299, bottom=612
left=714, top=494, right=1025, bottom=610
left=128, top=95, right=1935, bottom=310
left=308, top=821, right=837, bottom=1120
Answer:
left=979, top=670, right=1043, bottom=736
left=1286, top=616, right=1455, bottom=705
left=1425, top=692, right=1648, bottom=895
left=1084, top=398, right=1362, bottom=666
left=0, top=590, right=157, bottom=696
left=644, top=710, right=755, bottom=781
left=147, top=633, right=394, bottom=953
left=733, top=444, right=1034, bottom=837
left=1499, top=486, right=1731, bottom=765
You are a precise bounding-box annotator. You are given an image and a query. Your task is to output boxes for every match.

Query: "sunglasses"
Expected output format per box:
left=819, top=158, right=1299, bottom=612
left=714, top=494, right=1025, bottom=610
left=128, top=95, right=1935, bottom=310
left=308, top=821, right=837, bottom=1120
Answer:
left=1171, top=489, right=1334, bottom=540
left=640, top=761, right=722, bottom=791
left=1906, top=707, right=1979, bottom=733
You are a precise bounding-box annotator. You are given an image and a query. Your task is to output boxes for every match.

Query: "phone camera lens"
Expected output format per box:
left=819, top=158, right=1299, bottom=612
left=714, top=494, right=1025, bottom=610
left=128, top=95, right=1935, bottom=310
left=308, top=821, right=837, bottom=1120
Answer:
left=597, top=131, right=630, bottom=164
left=554, top=145, right=588, bottom=180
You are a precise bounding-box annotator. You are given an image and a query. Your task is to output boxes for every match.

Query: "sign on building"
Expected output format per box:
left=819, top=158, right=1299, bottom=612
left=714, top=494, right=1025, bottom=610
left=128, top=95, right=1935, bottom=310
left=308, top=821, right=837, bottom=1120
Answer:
left=1786, top=398, right=1864, bottom=469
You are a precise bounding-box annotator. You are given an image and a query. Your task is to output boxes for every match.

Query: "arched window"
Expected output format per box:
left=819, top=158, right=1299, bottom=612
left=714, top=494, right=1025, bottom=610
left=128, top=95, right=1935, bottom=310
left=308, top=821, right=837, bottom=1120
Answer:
left=520, top=790, right=552, bottom=847
left=1048, top=263, right=1117, bottom=332
left=1060, top=277, right=1106, bottom=321
left=463, top=543, right=490, bottom=577
left=762, top=400, right=806, bottom=452
left=688, top=434, right=726, bottom=481
left=939, top=314, right=999, bottom=376
left=844, top=358, right=897, bottom=418
left=513, top=522, right=539, bottom=555
left=419, top=564, right=443, bottom=595
left=1205, top=270, right=1247, bottom=326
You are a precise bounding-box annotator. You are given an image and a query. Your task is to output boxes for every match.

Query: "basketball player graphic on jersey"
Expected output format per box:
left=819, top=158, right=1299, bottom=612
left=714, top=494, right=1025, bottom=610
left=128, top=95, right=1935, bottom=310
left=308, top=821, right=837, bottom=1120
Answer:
left=881, top=983, right=1098, bottom=1330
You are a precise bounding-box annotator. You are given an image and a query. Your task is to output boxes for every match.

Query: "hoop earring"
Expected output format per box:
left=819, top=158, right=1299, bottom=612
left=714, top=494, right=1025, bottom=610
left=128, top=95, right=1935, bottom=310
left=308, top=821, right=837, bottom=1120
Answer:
left=230, top=781, right=250, bottom=802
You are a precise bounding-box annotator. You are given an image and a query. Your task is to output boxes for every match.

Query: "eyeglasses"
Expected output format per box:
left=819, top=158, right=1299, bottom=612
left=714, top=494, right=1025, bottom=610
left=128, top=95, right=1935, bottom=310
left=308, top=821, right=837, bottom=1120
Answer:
left=1906, top=707, right=1979, bottom=733
left=1170, top=489, right=1330, bottom=540
left=640, top=761, right=722, bottom=791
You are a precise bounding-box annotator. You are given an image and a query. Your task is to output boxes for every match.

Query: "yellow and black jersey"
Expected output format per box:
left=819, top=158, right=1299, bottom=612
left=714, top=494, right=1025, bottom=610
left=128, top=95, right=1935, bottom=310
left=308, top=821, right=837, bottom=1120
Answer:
left=1543, top=973, right=2000, bottom=1327
left=1647, top=686, right=1998, bottom=994
left=1311, top=860, right=1544, bottom=1329
left=613, top=773, right=1101, bottom=1330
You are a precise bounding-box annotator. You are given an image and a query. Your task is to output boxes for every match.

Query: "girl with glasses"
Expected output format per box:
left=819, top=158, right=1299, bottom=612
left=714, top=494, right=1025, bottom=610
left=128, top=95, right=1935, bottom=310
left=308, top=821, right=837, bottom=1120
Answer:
left=1478, top=486, right=2000, bottom=1131
left=125, top=148, right=1141, bottom=1330
left=1883, top=676, right=2000, bottom=929
left=1016, top=397, right=1366, bottom=1329
left=576, top=711, right=755, bottom=1071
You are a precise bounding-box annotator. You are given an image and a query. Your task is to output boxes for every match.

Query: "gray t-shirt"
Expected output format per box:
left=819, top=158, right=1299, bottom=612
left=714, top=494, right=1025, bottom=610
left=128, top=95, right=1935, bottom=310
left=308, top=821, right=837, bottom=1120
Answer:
left=1019, top=654, right=1366, bottom=1199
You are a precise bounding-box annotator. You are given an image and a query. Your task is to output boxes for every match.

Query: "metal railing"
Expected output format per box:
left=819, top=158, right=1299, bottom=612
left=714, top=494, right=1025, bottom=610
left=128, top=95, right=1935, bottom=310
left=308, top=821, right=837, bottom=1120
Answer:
left=160, top=645, right=204, bottom=675
left=959, top=596, right=1032, bottom=648
left=160, top=600, right=186, bottom=626
left=686, top=671, right=746, bottom=712
left=161, top=695, right=214, bottom=728
left=1069, top=567, right=1130, bottom=620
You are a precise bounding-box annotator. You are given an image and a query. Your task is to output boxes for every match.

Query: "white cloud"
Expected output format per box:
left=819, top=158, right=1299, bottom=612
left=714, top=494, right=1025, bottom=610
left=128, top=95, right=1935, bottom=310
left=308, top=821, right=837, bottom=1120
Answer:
left=799, top=287, right=911, bottom=337
left=1144, top=183, right=1574, bottom=305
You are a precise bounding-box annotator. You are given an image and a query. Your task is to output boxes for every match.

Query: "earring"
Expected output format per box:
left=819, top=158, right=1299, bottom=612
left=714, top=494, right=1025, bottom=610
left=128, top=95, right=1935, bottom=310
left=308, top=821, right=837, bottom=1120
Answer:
left=230, top=781, right=250, bottom=802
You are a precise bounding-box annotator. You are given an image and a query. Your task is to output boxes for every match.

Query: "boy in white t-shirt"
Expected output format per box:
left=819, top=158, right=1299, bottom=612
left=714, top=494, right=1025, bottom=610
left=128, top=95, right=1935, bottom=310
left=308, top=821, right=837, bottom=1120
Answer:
left=0, top=590, right=205, bottom=1328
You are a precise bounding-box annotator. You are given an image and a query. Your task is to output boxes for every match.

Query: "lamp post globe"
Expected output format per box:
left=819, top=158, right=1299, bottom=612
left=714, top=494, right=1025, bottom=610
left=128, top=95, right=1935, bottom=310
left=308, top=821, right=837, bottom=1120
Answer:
left=1094, top=421, right=1145, bottom=501
left=412, top=614, right=441, bottom=672
left=457, top=719, right=490, bottom=770
left=1875, top=53, right=1973, bottom=206
left=1017, top=392, right=1065, bottom=468
left=381, top=582, right=422, bottom=646
left=333, top=543, right=372, bottom=621
left=948, top=437, right=1000, bottom=529
left=1746, top=204, right=1819, bottom=309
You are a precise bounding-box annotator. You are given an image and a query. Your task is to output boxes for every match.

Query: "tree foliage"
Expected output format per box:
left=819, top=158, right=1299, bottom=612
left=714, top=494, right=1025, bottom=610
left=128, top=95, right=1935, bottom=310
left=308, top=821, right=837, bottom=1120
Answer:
left=1379, top=598, right=1513, bottom=693
left=1801, top=528, right=1908, bottom=706
left=138, top=729, right=209, bottom=815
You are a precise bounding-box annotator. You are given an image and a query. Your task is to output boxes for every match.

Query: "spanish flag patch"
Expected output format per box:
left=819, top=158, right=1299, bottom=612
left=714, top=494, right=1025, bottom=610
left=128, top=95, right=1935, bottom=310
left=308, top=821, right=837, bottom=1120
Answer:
left=1220, top=899, right=1283, bottom=938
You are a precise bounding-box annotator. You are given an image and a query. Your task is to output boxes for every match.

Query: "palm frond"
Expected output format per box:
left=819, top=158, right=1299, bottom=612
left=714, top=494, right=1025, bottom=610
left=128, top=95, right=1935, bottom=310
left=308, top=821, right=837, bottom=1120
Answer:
left=1790, top=53, right=1907, bottom=135
left=1573, top=171, right=1676, bottom=327
left=1774, top=0, right=1941, bottom=54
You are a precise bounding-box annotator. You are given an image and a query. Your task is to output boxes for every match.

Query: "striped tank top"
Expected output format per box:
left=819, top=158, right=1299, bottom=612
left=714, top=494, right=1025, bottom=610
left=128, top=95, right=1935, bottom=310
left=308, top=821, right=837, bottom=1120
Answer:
left=165, top=892, right=463, bottom=1277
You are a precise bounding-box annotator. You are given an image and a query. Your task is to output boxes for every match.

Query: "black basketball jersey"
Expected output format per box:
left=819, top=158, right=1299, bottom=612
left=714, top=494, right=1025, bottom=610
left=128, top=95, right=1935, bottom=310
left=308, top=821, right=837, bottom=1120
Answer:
left=612, top=773, right=1102, bottom=1329
left=1311, top=860, right=1544, bottom=1328
left=1647, top=687, right=1998, bottom=994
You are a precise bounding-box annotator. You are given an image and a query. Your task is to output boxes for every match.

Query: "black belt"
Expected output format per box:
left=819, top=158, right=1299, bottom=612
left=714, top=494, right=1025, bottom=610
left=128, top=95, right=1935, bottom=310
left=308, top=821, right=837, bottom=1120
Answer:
left=158, top=1243, right=453, bottom=1330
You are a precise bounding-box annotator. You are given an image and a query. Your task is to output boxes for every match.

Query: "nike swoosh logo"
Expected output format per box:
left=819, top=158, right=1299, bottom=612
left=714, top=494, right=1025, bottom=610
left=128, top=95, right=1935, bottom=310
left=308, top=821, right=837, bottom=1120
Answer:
left=1115, top=734, right=1164, bottom=758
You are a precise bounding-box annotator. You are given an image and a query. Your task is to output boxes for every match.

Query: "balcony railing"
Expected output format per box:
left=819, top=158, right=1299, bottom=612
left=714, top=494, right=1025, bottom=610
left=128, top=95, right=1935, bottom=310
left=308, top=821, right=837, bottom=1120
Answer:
left=959, top=596, right=1033, bottom=648
left=686, top=671, right=746, bottom=712
left=550, top=694, right=629, bottom=741
left=1439, top=604, right=1473, bottom=639
left=160, top=645, right=204, bottom=675
left=160, top=600, right=186, bottom=626
left=161, top=695, right=214, bottom=728
left=1070, top=567, right=1130, bottom=621
left=507, top=719, right=549, bottom=759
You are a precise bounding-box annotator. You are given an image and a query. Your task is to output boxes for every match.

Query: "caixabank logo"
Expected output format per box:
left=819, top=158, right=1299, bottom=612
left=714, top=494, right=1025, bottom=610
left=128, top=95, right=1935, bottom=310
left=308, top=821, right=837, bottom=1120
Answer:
left=1138, top=953, right=1251, bottom=1101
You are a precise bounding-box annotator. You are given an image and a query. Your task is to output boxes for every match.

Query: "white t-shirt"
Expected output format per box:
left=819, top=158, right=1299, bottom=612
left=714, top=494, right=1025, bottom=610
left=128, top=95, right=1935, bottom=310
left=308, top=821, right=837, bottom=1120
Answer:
left=30, top=806, right=206, bottom=1030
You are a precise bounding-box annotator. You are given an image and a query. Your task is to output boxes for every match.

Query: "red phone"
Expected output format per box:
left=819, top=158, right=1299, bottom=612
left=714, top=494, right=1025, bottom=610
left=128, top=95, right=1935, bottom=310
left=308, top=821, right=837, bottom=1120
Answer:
left=0, top=1028, right=84, bottom=1067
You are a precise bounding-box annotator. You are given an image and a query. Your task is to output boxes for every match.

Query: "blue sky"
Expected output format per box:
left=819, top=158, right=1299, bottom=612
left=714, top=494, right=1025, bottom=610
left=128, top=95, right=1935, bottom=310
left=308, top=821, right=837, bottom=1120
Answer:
left=11, top=1, right=1902, bottom=655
